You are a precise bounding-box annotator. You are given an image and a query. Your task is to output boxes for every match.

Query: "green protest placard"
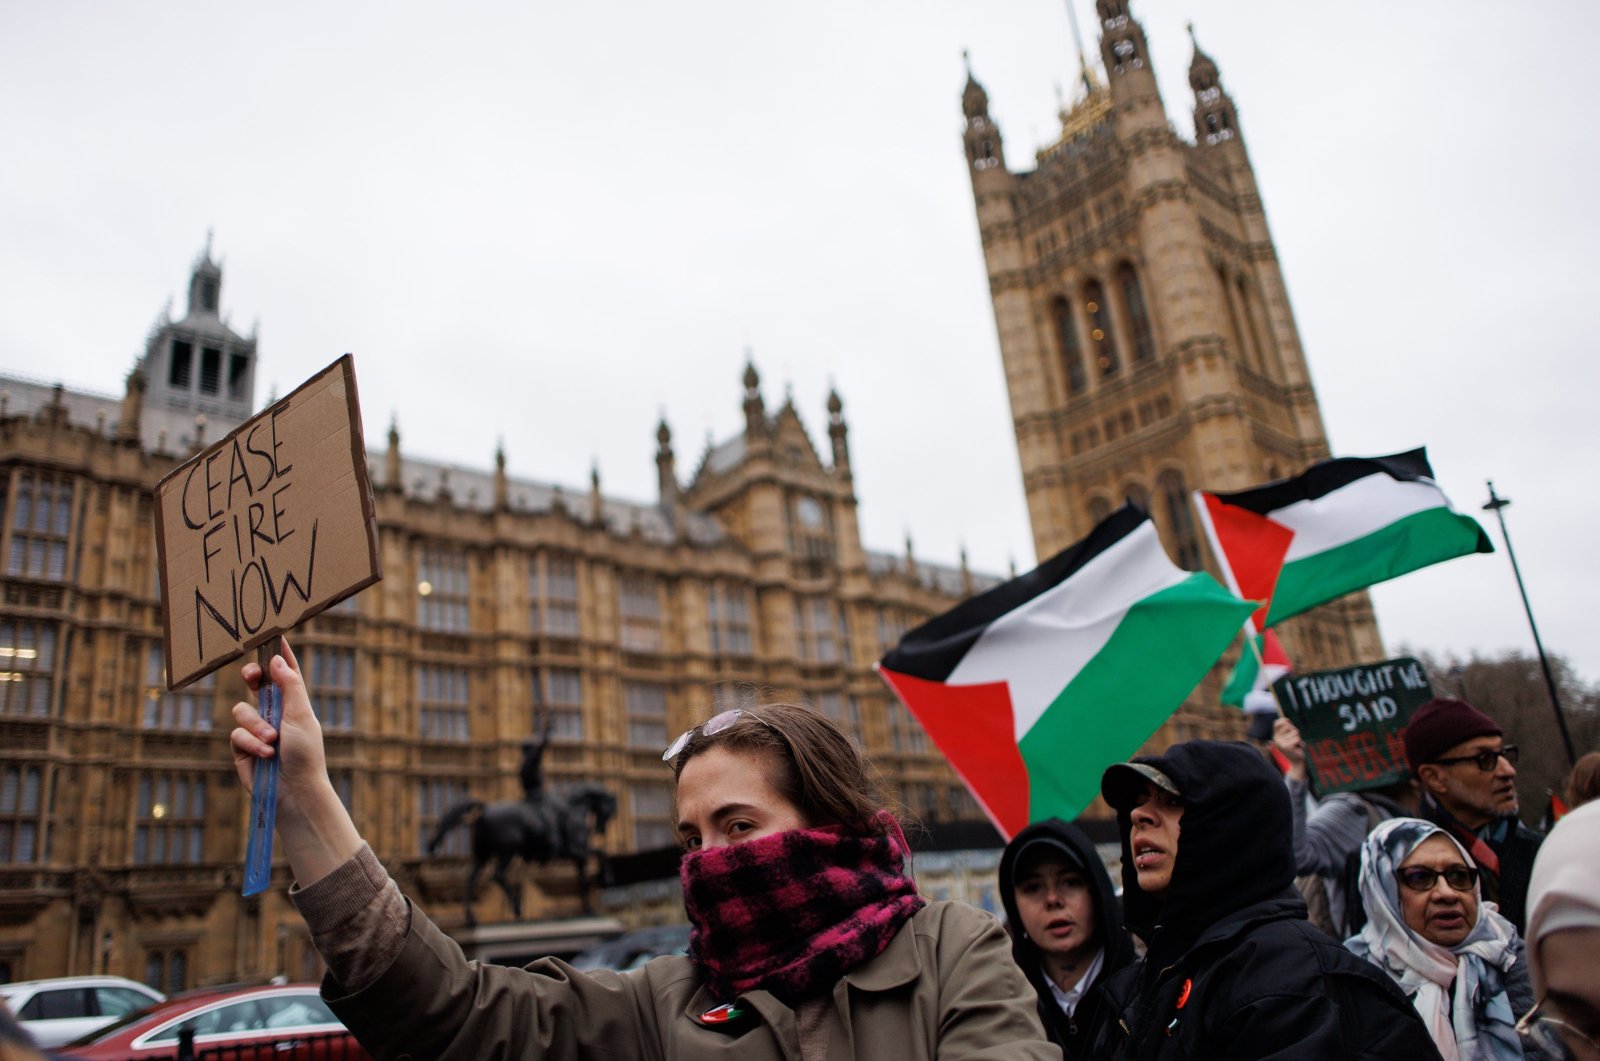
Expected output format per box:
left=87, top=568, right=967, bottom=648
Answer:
left=1272, top=656, right=1434, bottom=796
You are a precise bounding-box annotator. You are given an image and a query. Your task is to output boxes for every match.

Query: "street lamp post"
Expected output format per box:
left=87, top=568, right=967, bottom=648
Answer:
left=1482, top=480, right=1577, bottom=766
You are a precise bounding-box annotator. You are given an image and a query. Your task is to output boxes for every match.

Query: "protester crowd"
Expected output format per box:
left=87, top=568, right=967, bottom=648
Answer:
left=214, top=643, right=1593, bottom=1061
left=4, top=641, right=1579, bottom=1060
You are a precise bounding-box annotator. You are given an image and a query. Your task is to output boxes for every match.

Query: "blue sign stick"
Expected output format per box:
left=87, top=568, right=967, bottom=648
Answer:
left=242, top=642, right=282, bottom=896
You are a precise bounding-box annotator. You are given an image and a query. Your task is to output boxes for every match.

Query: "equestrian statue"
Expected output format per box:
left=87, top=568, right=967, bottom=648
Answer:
left=425, top=714, right=617, bottom=924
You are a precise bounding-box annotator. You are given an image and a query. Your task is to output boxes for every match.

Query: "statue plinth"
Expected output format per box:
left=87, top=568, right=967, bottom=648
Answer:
left=450, top=915, right=626, bottom=967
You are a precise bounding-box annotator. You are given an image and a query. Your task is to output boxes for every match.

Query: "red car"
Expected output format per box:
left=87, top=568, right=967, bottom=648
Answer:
left=57, top=983, right=368, bottom=1059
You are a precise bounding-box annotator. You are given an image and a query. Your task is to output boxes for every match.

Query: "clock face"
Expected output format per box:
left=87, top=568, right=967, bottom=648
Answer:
left=796, top=496, right=825, bottom=529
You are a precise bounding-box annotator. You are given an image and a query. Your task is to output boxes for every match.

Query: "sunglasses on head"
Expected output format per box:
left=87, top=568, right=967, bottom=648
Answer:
left=1395, top=864, right=1478, bottom=893
left=662, top=708, right=779, bottom=762
left=1429, top=744, right=1517, bottom=772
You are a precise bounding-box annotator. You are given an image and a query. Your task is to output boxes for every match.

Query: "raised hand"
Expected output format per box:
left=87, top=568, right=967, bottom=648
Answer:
left=228, top=636, right=361, bottom=886
left=1272, top=717, right=1309, bottom=781
left=230, top=637, right=327, bottom=803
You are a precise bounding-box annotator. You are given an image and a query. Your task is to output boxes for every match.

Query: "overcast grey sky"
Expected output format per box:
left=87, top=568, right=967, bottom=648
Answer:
left=4, top=1, right=1597, bottom=687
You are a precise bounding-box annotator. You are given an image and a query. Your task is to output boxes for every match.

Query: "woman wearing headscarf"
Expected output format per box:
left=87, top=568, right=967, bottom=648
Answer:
left=1520, top=798, right=1600, bottom=1060
left=1348, top=816, right=1531, bottom=1061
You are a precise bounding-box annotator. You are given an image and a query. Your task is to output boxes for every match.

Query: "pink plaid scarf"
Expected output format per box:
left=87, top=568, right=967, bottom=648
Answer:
left=680, top=811, right=925, bottom=1004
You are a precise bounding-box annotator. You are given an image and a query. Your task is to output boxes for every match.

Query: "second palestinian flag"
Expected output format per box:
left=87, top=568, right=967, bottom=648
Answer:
left=876, top=506, right=1253, bottom=838
left=1196, top=448, right=1492, bottom=627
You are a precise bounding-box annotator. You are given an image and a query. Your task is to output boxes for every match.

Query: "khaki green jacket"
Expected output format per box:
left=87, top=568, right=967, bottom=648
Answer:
left=325, top=895, right=1057, bottom=1060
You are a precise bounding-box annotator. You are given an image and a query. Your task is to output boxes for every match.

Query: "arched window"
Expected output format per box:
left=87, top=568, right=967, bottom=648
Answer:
left=1236, top=275, right=1270, bottom=375
left=1218, top=266, right=1254, bottom=368
left=1125, top=484, right=1150, bottom=514
left=1087, top=496, right=1113, bottom=525
left=1084, top=281, right=1120, bottom=377
left=1053, top=297, right=1086, bottom=395
left=1159, top=471, right=1202, bottom=571
left=1118, top=264, right=1155, bottom=363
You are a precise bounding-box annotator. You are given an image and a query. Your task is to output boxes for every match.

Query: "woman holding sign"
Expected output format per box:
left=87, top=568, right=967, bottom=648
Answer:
left=230, top=642, right=1054, bottom=1060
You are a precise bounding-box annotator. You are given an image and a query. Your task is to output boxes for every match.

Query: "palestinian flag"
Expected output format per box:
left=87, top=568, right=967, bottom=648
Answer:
left=1195, top=448, right=1492, bottom=627
left=1221, top=628, right=1291, bottom=708
left=1540, top=792, right=1571, bottom=832
left=876, top=506, right=1254, bottom=838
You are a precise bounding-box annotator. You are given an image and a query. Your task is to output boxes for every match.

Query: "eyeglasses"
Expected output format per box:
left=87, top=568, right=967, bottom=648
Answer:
left=1395, top=864, right=1479, bottom=893
left=1429, top=744, right=1518, bottom=772
left=662, top=708, right=778, bottom=763
left=1517, top=1000, right=1600, bottom=1059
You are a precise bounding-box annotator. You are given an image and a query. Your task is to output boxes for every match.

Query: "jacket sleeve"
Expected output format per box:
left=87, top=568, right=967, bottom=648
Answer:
left=1285, top=779, right=1367, bottom=879
left=1501, top=934, right=1561, bottom=1061
left=1198, top=925, right=1446, bottom=1061
left=1209, top=990, right=1355, bottom=1060
left=290, top=844, right=410, bottom=993
left=1504, top=933, right=1535, bottom=1022
left=293, top=846, right=675, bottom=1060
left=929, top=904, right=1062, bottom=1061
left=322, top=904, right=672, bottom=1061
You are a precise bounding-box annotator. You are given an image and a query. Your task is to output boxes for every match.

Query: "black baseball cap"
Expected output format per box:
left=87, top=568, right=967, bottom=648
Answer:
left=1101, top=761, right=1181, bottom=812
left=1012, top=836, right=1087, bottom=876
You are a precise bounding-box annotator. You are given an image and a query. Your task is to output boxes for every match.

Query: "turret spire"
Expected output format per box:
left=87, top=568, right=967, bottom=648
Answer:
left=656, top=415, right=680, bottom=514
left=1187, top=23, right=1239, bottom=146
left=1064, top=0, right=1095, bottom=97
left=826, top=383, right=850, bottom=474
left=742, top=357, right=766, bottom=436
left=385, top=415, right=402, bottom=490
left=962, top=56, right=1003, bottom=176
left=493, top=439, right=509, bottom=510
left=116, top=363, right=146, bottom=443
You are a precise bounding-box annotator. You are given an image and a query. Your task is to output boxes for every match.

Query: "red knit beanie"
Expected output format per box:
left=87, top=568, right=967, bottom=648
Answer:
left=1404, top=697, right=1503, bottom=771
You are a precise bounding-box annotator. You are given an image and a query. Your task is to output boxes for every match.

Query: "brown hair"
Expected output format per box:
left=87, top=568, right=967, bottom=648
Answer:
left=1566, top=750, right=1600, bottom=809
left=668, top=702, right=889, bottom=836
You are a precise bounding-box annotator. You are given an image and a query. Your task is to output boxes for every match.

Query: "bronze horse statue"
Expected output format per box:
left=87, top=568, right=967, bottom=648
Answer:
left=425, top=784, right=617, bottom=924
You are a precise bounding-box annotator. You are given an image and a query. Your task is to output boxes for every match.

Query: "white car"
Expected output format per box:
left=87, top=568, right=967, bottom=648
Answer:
left=0, top=975, right=165, bottom=1049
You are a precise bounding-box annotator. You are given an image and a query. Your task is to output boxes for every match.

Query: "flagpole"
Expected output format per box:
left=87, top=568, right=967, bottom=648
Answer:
left=1482, top=480, right=1577, bottom=766
left=1246, top=627, right=1266, bottom=667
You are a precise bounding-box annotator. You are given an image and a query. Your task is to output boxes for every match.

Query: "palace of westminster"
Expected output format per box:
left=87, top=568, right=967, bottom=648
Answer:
left=0, top=1, right=1379, bottom=987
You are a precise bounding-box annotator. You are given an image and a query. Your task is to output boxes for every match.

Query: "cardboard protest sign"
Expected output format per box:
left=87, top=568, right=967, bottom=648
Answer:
left=1272, top=656, right=1434, bottom=796
left=154, top=355, right=380, bottom=689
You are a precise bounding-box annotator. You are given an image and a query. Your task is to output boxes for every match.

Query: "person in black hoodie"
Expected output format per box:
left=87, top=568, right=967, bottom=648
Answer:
left=998, top=818, right=1134, bottom=1058
left=1090, top=740, right=1444, bottom=1061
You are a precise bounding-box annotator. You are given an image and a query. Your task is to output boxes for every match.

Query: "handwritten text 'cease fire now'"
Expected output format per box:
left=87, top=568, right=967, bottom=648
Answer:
left=179, top=405, right=317, bottom=660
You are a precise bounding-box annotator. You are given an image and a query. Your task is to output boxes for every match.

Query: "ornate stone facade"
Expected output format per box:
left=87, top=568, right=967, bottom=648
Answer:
left=0, top=251, right=988, bottom=987
left=961, top=0, right=1383, bottom=751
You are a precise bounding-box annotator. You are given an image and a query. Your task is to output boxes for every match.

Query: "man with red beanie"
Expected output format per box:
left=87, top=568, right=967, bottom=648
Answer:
left=1405, top=696, right=1544, bottom=932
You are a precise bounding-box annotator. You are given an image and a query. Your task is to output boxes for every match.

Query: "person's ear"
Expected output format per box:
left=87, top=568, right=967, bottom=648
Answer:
left=1416, top=765, right=1448, bottom=797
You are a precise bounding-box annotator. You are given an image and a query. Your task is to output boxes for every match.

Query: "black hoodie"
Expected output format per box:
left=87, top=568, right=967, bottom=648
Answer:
left=998, top=818, right=1134, bottom=1058
left=1094, top=741, right=1443, bottom=1061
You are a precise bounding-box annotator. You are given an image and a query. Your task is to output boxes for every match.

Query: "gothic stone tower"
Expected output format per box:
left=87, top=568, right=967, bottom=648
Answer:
left=963, top=1, right=1382, bottom=741
left=139, top=239, right=260, bottom=454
